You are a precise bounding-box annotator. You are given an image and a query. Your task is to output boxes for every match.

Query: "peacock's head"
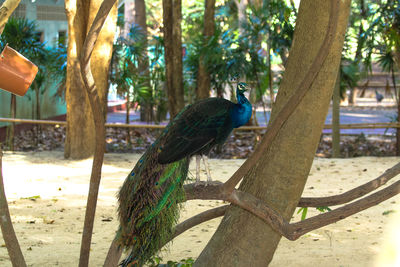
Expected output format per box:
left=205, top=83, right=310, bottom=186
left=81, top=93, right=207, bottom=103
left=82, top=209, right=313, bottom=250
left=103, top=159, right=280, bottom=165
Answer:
left=237, top=82, right=249, bottom=94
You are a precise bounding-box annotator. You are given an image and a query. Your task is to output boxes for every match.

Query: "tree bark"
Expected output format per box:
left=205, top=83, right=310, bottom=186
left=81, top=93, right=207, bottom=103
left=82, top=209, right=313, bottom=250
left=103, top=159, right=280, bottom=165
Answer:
left=163, top=0, right=184, bottom=117
left=6, top=94, right=16, bottom=151
left=0, top=148, right=27, bottom=267
left=194, top=1, right=351, bottom=266
left=196, top=0, right=216, bottom=100
left=64, top=0, right=117, bottom=159
left=77, top=1, right=117, bottom=265
left=332, top=69, right=341, bottom=157
left=0, top=0, right=20, bottom=34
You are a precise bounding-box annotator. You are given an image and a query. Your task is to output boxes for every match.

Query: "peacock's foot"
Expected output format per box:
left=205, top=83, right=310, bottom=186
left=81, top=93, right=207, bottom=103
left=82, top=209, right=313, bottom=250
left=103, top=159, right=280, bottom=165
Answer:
left=194, top=155, right=213, bottom=185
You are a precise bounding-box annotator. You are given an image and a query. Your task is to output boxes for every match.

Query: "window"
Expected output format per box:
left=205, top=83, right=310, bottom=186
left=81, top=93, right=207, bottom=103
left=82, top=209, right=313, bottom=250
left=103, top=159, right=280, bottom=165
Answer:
left=36, top=5, right=66, bottom=21
left=58, top=31, right=66, bottom=47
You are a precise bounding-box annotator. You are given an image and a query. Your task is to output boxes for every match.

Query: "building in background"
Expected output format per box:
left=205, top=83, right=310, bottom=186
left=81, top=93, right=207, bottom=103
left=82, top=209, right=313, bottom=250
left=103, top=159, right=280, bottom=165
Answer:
left=0, top=0, right=68, bottom=133
left=1, top=0, right=67, bottom=47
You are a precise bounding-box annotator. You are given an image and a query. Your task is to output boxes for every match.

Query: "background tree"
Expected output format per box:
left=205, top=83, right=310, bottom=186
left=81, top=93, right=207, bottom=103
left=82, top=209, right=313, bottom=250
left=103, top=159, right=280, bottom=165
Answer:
left=196, top=0, right=216, bottom=100
left=129, top=0, right=153, bottom=122
left=64, top=0, right=117, bottom=159
left=149, top=36, right=168, bottom=123
left=374, top=1, right=400, bottom=154
left=163, top=0, right=184, bottom=117
left=194, top=0, right=351, bottom=265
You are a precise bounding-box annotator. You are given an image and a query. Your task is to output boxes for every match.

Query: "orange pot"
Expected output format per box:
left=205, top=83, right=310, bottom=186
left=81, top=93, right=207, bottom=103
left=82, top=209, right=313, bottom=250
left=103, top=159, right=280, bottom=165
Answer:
left=0, top=44, right=38, bottom=96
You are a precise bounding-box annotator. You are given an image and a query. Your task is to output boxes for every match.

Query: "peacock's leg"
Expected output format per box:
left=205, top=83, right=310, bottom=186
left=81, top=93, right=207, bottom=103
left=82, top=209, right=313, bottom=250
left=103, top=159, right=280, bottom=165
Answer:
left=196, top=155, right=201, bottom=182
left=202, top=155, right=212, bottom=182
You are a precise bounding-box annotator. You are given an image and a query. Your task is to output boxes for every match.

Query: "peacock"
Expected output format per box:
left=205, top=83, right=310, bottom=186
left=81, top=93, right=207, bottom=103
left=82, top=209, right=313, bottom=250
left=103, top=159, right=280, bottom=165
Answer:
left=117, top=82, right=252, bottom=266
left=375, top=89, right=384, bottom=103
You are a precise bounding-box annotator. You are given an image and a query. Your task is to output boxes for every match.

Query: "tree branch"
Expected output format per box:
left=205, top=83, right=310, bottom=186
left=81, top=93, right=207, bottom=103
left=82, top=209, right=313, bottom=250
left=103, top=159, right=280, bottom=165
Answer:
left=223, top=0, right=339, bottom=193
left=289, top=180, right=400, bottom=240
left=0, top=0, right=21, bottom=35
left=0, top=147, right=27, bottom=267
left=298, top=161, right=400, bottom=207
left=174, top=160, right=400, bottom=244
left=103, top=238, right=123, bottom=267
left=225, top=179, right=400, bottom=241
left=158, top=205, right=229, bottom=254
left=184, top=181, right=225, bottom=200
left=172, top=205, right=228, bottom=240
left=78, top=0, right=116, bottom=266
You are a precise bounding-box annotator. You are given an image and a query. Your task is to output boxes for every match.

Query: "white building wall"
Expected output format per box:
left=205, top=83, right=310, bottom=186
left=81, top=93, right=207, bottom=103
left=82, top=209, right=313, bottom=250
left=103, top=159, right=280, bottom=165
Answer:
left=4, top=0, right=68, bottom=47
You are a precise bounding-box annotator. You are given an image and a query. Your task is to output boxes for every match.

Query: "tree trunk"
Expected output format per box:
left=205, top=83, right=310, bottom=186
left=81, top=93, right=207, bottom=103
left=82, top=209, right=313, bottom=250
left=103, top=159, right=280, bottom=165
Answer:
left=348, top=0, right=366, bottom=106
left=163, top=0, right=184, bottom=117
left=194, top=1, right=350, bottom=266
left=126, top=90, right=131, bottom=144
left=393, top=49, right=400, bottom=156
left=35, top=85, right=41, bottom=145
left=64, top=0, right=117, bottom=159
left=0, top=148, right=27, bottom=267
left=35, top=87, right=41, bottom=120
left=267, top=42, right=274, bottom=111
left=332, top=69, right=341, bottom=157
left=396, top=70, right=400, bottom=156
left=6, top=94, right=16, bottom=151
left=196, top=0, right=216, bottom=100
left=235, top=0, right=247, bottom=36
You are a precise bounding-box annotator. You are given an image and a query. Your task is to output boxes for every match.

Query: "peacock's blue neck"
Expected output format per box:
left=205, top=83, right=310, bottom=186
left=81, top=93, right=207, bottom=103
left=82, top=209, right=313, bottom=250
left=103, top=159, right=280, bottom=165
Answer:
left=230, top=91, right=252, bottom=128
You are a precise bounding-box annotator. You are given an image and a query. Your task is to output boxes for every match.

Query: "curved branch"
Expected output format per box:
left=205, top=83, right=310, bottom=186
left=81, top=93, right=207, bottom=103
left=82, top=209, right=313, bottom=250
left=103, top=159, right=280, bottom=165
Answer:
left=184, top=181, right=225, bottom=201
left=176, top=160, right=400, bottom=242
left=289, top=180, right=400, bottom=240
left=171, top=205, right=228, bottom=241
left=298, top=161, right=400, bottom=207
left=228, top=180, right=400, bottom=241
left=104, top=238, right=123, bottom=267
left=78, top=1, right=116, bottom=266
left=185, top=160, right=400, bottom=207
left=0, top=148, right=27, bottom=267
left=223, top=0, right=340, bottom=193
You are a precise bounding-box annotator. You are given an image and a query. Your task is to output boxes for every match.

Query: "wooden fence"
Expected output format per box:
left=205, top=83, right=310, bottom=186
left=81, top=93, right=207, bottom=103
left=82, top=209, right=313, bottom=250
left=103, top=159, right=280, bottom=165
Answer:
left=1, top=117, right=400, bottom=131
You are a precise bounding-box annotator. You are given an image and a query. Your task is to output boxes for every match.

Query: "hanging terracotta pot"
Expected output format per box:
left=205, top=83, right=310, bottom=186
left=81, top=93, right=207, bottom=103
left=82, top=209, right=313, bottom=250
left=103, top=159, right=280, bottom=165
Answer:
left=0, top=44, right=38, bottom=96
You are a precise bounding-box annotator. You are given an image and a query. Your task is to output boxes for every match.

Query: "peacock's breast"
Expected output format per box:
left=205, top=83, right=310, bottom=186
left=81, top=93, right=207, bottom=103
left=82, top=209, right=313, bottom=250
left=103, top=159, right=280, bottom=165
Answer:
left=231, top=103, right=252, bottom=128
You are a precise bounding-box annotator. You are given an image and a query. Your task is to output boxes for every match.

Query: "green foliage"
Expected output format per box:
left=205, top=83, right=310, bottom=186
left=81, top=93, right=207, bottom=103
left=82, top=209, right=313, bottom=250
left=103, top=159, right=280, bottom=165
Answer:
left=182, top=0, right=295, bottom=103
left=297, top=207, right=308, bottom=221
left=110, top=23, right=150, bottom=103
left=316, top=206, right=332, bottom=213
left=110, top=23, right=169, bottom=122
left=0, top=17, right=43, bottom=54
left=297, top=206, right=331, bottom=221
left=382, top=209, right=396, bottom=216
left=339, top=59, right=361, bottom=99
left=377, top=50, right=397, bottom=73
left=148, top=256, right=194, bottom=267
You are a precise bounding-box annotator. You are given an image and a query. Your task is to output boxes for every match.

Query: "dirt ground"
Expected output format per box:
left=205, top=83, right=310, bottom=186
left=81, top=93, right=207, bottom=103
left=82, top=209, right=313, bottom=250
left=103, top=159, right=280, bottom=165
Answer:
left=0, top=151, right=399, bottom=266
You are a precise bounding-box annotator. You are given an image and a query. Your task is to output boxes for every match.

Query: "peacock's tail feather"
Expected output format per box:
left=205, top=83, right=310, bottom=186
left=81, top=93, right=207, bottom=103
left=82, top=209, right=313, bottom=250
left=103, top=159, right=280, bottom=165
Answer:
left=117, top=140, right=189, bottom=266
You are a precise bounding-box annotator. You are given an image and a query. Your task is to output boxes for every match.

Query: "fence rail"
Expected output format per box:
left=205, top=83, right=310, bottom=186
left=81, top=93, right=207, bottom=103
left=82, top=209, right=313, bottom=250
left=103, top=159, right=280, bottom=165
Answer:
left=1, top=118, right=400, bottom=131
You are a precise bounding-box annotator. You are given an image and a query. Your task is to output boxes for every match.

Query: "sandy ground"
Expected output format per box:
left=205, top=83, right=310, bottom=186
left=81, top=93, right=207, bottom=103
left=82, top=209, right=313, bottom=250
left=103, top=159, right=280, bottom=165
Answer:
left=0, top=151, right=399, bottom=267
